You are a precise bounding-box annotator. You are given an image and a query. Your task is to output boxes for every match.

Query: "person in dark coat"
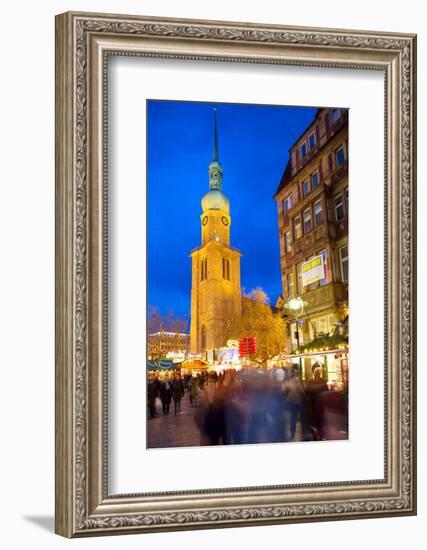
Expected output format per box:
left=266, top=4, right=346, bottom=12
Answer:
left=283, top=367, right=307, bottom=441
left=147, top=377, right=159, bottom=418
left=160, top=379, right=172, bottom=415
left=305, top=370, right=329, bottom=440
left=202, top=377, right=227, bottom=445
left=172, top=374, right=185, bottom=415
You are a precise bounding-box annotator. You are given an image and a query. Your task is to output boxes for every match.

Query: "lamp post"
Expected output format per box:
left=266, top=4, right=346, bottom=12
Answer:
left=283, top=296, right=305, bottom=380
left=285, top=297, right=305, bottom=348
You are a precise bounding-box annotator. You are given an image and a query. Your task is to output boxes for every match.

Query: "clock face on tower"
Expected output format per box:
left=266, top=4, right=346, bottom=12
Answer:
left=202, top=216, right=208, bottom=226
left=221, top=216, right=229, bottom=226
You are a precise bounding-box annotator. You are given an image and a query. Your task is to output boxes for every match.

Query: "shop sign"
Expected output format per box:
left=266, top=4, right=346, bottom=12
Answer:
left=301, top=254, right=325, bottom=286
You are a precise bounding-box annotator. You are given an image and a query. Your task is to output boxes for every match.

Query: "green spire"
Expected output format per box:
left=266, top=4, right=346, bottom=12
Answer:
left=208, top=108, right=223, bottom=191
left=212, top=107, right=219, bottom=162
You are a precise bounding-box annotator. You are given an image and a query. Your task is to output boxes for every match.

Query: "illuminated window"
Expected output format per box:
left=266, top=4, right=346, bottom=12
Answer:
left=319, top=250, right=328, bottom=286
left=293, top=215, right=302, bottom=240
left=303, top=208, right=312, bottom=233
left=318, top=316, right=330, bottom=335
left=287, top=273, right=295, bottom=298
left=283, top=194, right=294, bottom=213
left=284, top=231, right=292, bottom=254
left=314, top=200, right=323, bottom=225
left=303, top=179, right=311, bottom=196
left=340, top=245, right=349, bottom=282
left=297, top=262, right=304, bottom=294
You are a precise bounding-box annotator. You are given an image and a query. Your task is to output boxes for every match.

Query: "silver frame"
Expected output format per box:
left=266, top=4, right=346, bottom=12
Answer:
left=55, top=11, right=417, bottom=537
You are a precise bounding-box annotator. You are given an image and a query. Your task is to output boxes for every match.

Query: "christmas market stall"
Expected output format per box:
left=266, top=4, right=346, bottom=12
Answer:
left=287, top=335, right=349, bottom=389
left=179, top=357, right=209, bottom=376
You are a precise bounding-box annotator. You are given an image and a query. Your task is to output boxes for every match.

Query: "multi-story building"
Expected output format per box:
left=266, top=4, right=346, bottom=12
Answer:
left=147, top=331, right=190, bottom=359
left=274, top=107, right=349, bottom=381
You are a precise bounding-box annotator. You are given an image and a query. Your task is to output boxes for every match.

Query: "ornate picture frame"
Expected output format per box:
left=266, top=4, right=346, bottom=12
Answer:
left=55, top=11, right=417, bottom=537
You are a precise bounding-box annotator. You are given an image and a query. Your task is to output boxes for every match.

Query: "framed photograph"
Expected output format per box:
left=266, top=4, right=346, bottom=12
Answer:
left=55, top=11, right=417, bottom=537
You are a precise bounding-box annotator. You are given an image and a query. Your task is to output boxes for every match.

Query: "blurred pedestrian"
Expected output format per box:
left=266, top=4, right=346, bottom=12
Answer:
left=160, top=379, right=172, bottom=415
left=224, top=372, right=247, bottom=444
left=306, top=369, right=328, bottom=440
left=201, top=376, right=227, bottom=445
left=172, top=374, right=184, bottom=415
left=283, top=366, right=306, bottom=441
left=147, top=377, right=159, bottom=418
left=191, top=376, right=200, bottom=407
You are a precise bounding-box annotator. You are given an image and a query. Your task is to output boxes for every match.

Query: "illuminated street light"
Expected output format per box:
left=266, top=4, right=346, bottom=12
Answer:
left=287, top=296, right=304, bottom=312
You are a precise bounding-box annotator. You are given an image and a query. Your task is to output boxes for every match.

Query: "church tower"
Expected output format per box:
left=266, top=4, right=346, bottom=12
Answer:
left=190, top=109, right=242, bottom=355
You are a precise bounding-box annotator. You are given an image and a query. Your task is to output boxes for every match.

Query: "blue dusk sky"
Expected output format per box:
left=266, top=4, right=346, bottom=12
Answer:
left=147, top=100, right=318, bottom=324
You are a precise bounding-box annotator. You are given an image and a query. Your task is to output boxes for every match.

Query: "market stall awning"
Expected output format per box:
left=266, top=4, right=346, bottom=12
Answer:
left=147, top=359, right=175, bottom=371
left=180, top=358, right=209, bottom=369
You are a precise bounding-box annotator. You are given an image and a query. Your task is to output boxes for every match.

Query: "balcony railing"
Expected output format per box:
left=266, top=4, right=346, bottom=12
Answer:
left=301, top=282, right=348, bottom=314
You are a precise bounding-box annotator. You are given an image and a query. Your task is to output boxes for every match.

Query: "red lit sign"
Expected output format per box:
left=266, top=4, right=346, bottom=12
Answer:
left=238, top=336, right=257, bottom=357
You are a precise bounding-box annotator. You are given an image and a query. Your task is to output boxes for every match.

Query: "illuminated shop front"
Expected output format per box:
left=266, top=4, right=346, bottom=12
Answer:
left=287, top=343, right=349, bottom=389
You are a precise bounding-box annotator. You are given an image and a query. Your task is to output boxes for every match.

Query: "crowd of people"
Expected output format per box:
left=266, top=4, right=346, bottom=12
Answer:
left=148, top=373, right=184, bottom=417
left=148, top=367, right=348, bottom=445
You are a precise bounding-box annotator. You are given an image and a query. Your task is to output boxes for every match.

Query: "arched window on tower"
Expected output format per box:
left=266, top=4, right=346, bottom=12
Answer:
left=200, top=325, right=207, bottom=352
left=201, top=258, right=208, bottom=281
left=222, top=257, right=230, bottom=280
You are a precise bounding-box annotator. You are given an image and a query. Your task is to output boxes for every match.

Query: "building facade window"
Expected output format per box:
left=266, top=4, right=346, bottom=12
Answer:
left=293, top=215, right=302, bottom=240
left=297, top=262, right=304, bottom=294
left=339, top=245, right=349, bottom=282
left=332, top=108, right=341, bottom=123
left=287, top=272, right=295, bottom=298
left=319, top=249, right=329, bottom=286
left=314, top=200, right=323, bottom=225
left=311, top=171, right=319, bottom=189
left=334, top=194, right=345, bottom=221
left=303, top=179, right=311, bottom=196
left=282, top=193, right=294, bottom=214
left=301, top=142, right=307, bottom=159
left=303, top=207, right=312, bottom=233
left=284, top=231, right=292, bottom=254
left=335, top=146, right=345, bottom=167
left=310, top=314, right=337, bottom=339
left=309, top=131, right=316, bottom=149
left=290, top=320, right=304, bottom=348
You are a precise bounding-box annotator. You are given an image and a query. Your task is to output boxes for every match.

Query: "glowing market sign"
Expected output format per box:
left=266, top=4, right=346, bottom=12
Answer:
left=301, top=254, right=325, bottom=286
